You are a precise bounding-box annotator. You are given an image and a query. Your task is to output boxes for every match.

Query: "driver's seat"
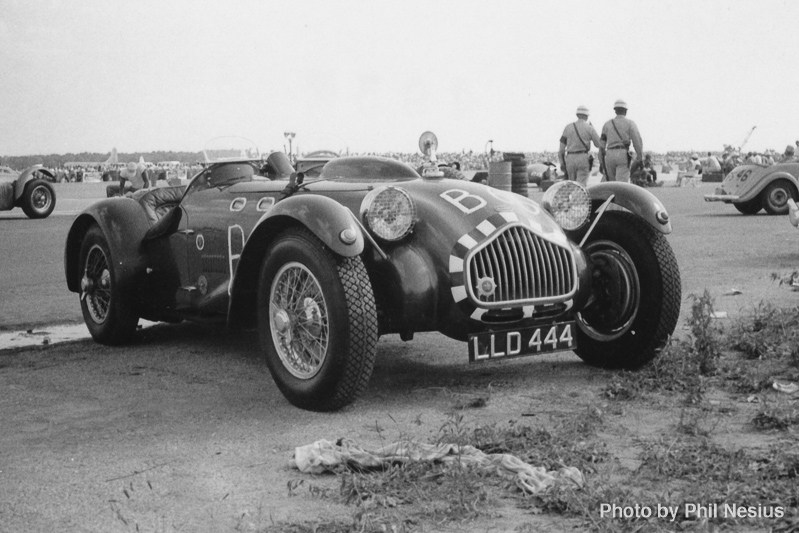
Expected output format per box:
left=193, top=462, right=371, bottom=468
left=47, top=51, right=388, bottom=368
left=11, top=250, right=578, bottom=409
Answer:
left=138, top=186, right=187, bottom=225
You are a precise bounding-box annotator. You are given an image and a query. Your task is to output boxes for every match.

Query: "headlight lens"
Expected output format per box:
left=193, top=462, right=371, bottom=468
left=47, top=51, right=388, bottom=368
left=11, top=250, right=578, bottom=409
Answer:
left=541, top=181, right=591, bottom=230
left=362, top=186, right=417, bottom=241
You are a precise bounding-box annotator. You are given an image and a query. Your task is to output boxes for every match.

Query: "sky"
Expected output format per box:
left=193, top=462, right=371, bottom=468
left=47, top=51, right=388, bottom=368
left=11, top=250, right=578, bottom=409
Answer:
left=1, top=0, right=797, bottom=157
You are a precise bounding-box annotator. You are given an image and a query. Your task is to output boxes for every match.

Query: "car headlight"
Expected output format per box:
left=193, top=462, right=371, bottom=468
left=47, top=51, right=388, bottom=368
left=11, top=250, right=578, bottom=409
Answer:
left=542, top=181, right=591, bottom=230
left=361, top=186, right=417, bottom=241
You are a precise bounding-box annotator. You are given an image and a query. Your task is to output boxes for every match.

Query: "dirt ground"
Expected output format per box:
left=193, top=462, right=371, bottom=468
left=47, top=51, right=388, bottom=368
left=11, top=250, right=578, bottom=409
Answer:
left=1, top=179, right=797, bottom=532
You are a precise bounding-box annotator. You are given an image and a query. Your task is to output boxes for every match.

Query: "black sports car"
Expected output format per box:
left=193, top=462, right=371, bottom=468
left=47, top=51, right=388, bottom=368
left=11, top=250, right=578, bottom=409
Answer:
left=65, top=136, right=681, bottom=411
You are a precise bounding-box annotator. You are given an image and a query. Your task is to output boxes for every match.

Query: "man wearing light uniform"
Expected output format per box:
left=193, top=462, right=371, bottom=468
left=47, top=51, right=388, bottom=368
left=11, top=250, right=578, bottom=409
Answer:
left=599, top=99, right=643, bottom=182
left=558, top=105, right=601, bottom=186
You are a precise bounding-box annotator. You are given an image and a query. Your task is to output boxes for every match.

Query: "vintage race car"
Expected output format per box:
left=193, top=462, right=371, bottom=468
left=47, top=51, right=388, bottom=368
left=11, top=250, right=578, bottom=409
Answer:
left=64, top=136, right=681, bottom=411
left=0, top=164, right=57, bottom=218
left=704, top=161, right=799, bottom=215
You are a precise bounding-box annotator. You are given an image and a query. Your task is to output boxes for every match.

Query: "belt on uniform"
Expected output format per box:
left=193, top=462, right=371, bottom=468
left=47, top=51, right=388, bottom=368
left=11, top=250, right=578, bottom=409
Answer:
left=607, top=146, right=627, bottom=150
left=567, top=150, right=588, bottom=154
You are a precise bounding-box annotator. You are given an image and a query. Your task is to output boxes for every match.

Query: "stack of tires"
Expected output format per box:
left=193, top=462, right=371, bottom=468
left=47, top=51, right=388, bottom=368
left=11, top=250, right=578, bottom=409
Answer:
left=504, top=152, right=528, bottom=197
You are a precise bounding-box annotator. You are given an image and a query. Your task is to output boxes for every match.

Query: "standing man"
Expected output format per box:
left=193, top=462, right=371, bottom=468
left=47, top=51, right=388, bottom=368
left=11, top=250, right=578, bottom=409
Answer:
left=599, top=99, right=643, bottom=182
left=558, top=105, right=601, bottom=186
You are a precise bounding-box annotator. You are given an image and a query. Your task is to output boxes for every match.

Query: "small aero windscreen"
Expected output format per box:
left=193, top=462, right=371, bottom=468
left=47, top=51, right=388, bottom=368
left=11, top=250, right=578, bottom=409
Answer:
left=320, top=157, right=419, bottom=182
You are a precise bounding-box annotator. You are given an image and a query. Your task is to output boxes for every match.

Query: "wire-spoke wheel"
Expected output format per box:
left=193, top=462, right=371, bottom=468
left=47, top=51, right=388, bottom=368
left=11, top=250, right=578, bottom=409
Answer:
left=78, top=225, right=138, bottom=345
left=269, top=262, right=330, bottom=380
left=258, top=228, right=377, bottom=411
left=83, top=244, right=112, bottom=323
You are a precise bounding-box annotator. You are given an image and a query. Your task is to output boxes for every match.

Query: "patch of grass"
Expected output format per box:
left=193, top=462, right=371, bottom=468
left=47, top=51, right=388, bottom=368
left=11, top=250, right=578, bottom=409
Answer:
left=531, top=437, right=799, bottom=532
left=752, top=397, right=799, bottom=431
left=601, top=290, right=723, bottom=403
left=467, top=408, right=609, bottom=475
left=728, top=301, right=795, bottom=360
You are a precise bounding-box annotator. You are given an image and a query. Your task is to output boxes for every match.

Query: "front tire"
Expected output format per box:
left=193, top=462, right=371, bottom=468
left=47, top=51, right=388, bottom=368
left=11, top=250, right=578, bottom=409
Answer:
left=257, top=228, right=378, bottom=411
left=20, top=180, right=56, bottom=218
left=761, top=179, right=797, bottom=215
left=734, top=197, right=762, bottom=215
left=78, top=225, right=139, bottom=345
left=574, top=211, right=681, bottom=369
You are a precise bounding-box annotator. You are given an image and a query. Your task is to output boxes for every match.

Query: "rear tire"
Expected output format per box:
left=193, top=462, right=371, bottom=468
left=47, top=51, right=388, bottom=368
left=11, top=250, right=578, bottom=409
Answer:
left=574, top=211, right=681, bottom=369
left=20, top=180, right=56, bottom=218
left=257, top=228, right=378, bottom=411
left=761, top=179, right=797, bottom=215
left=78, top=226, right=139, bottom=345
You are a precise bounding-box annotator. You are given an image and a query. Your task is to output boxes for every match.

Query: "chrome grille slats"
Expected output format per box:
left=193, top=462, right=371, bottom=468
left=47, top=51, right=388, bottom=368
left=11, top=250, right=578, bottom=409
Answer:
left=544, top=240, right=561, bottom=294
left=466, top=225, right=576, bottom=306
left=499, top=233, right=516, bottom=299
left=532, top=234, right=550, bottom=293
left=517, top=226, right=536, bottom=295
left=509, top=227, right=530, bottom=298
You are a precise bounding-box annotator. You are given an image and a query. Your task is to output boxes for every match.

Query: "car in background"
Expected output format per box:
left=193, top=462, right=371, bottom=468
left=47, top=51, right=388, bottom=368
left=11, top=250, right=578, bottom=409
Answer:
left=704, top=161, right=799, bottom=215
left=0, top=164, right=57, bottom=218
left=294, top=149, right=340, bottom=178
left=64, top=135, right=681, bottom=412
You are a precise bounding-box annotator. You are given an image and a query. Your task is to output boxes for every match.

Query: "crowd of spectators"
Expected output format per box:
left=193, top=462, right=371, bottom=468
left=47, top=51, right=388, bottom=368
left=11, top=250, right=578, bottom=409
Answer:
left=7, top=140, right=798, bottom=185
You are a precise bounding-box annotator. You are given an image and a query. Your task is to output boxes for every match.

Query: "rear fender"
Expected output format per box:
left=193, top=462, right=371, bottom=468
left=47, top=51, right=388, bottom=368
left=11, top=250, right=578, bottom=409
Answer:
left=228, top=194, right=365, bottom=328
left=14, top=165, right=55, bottom=200
left=64, top=198, right=152, bottom=294
left=588, top=182, right=672, bottom=234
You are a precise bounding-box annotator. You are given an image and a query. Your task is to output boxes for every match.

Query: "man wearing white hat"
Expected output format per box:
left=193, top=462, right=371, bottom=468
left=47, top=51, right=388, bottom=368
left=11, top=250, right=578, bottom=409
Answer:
left=558, top=105, right=601, bottom=186
left=599, top=99, right=643, bottom=182
left=106, top=161, right=150, bottom=197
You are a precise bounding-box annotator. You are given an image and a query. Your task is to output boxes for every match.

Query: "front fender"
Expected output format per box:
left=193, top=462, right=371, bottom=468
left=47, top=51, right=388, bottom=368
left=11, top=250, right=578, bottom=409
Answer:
left=588, top=182, right=672, bottom=234
left=64, top=198, right=152, bottom=293
left=254, top=194, right=364, bottom=256
left=228, top=194, right=365, bottom=329
left=14, top=165, right=55, bottom=200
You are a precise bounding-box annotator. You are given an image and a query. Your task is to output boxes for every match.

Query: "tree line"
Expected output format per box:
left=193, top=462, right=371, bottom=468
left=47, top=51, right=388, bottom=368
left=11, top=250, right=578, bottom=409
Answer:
left=0, top=151, right=204, bottom=170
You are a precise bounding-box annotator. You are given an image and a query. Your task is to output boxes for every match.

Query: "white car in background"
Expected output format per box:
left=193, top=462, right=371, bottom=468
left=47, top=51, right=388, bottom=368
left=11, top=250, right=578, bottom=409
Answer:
left=0, top=164, right=57, bottom=218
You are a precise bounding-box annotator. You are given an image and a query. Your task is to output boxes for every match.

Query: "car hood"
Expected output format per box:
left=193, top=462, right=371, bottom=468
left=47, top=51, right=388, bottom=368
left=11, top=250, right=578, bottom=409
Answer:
left=302, top=177, right=570, bottom=250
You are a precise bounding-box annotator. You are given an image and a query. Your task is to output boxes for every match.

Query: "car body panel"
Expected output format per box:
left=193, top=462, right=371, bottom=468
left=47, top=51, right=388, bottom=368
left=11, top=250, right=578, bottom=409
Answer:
left=0, top=164, right=56, bottom=208
left=587, top=182, right=673, bottom=234
left=65, top=154, right=671, bottom=344
left=64, top=198, right=153, bottom=294
left=704, top=163, right=799, bottom=204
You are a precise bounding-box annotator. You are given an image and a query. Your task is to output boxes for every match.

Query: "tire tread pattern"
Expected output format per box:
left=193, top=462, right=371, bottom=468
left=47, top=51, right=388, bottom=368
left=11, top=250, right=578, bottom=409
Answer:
left=327, top=254, right=379, bottom=410
left=576, top=211, right=681, bottom=369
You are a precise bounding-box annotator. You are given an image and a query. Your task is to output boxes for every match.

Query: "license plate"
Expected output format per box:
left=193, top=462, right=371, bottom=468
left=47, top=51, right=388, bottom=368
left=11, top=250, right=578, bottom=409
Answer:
left=468, top=322, right=576, bottom=362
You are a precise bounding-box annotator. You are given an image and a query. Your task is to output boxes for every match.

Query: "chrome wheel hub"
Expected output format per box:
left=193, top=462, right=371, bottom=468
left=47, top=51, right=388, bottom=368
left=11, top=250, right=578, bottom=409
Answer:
left=269, top=262, right=329, bottom=380
left=577, top=240, right=640, bottom=341
left=32, top=186, right=50, bottom=209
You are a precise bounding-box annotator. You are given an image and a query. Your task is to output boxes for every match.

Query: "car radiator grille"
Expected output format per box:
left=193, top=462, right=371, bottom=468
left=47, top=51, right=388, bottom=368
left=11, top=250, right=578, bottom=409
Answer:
left=468, top=226, right=576, bottom=304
